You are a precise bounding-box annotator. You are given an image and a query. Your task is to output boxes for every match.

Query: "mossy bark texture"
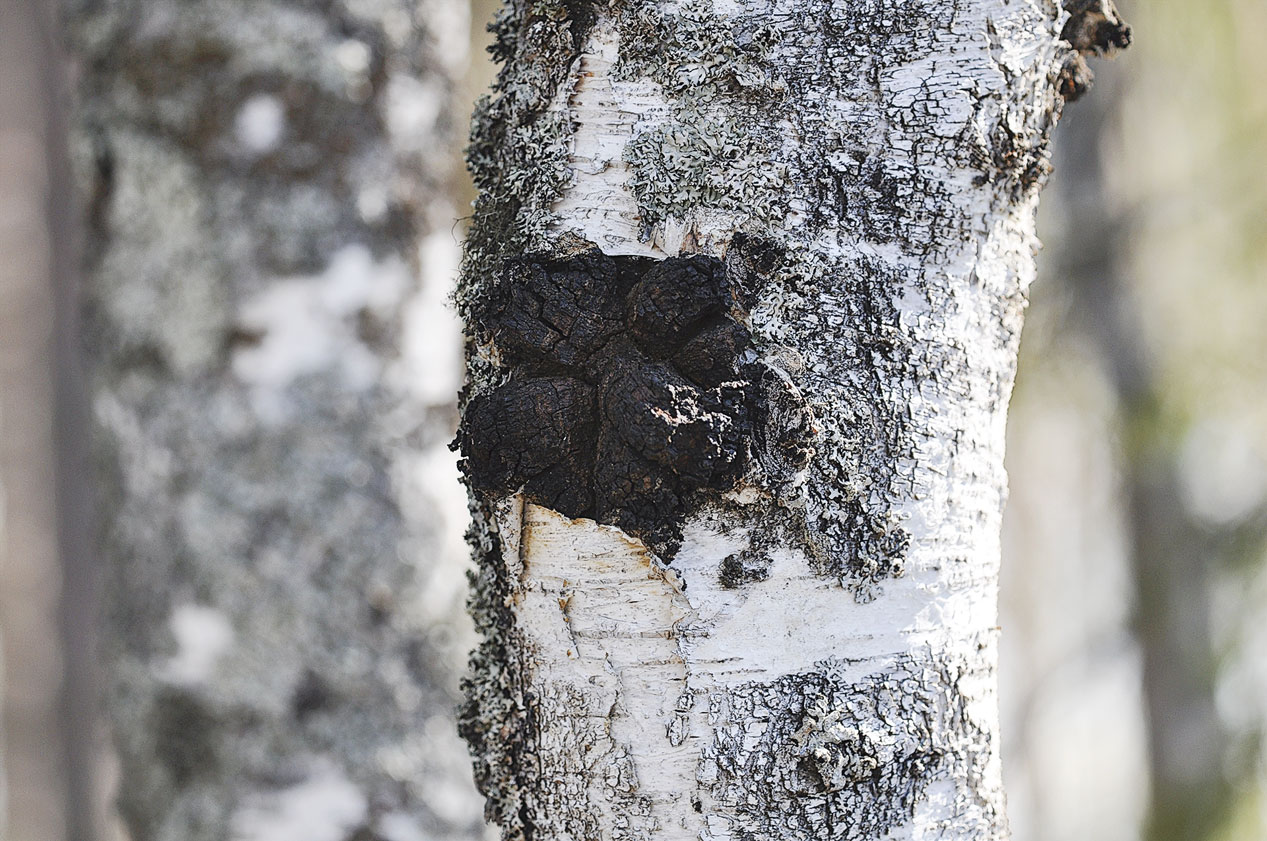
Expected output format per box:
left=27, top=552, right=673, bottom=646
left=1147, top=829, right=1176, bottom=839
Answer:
left=458, top=0, right=1125, bottom=839
left=69, top=1, right=483, bottom=839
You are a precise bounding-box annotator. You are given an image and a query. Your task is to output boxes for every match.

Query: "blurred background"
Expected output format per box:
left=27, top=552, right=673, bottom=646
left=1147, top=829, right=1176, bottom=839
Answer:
left=2, top=0, right=1265, bottom=839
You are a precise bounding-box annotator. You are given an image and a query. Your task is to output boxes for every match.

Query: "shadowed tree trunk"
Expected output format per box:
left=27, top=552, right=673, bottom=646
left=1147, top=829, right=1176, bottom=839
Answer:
left=1, top=1, right=95, bottom=838
left=456, top=1, right=1127, bottom=839
left=1051, top=48, right=1253, bottom=841
left=68, top=1, right=484, bottom=839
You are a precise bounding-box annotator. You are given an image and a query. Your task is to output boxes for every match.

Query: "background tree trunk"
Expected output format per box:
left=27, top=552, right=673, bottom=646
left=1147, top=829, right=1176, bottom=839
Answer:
left=68, top=1, right=485, bottom=838
left=1, top=1, right=96, bottom=838
left=457, top=1, right=1124, bottom=839
left=1049, top=49, right=1254, bottom=841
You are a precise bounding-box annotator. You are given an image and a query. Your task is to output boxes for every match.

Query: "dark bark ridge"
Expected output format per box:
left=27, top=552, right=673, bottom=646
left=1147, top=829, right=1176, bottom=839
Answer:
left=459, top=243, right=814, bottom=556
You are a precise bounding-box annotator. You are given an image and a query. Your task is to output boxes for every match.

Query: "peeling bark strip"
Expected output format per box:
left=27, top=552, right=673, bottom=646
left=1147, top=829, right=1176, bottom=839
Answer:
left=69, top=1, right=483, bottom=839
left=459, top=1, right=1127, bottom=839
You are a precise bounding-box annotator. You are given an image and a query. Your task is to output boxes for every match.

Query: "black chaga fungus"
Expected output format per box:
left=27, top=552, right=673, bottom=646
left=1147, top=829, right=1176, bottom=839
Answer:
left=459, top=243, right=808, bottom=556
left=628, top=254, right=732, bottom=351
left=483, top=251, right=631, bottom=370
left=463, top=376, right=598, bottom=516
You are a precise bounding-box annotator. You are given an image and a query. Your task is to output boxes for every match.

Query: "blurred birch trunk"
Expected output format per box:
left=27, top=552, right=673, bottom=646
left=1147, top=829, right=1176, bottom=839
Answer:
left=1052, top=57, right=1248, bottom=841
left=455, top=1, right=1124, bottom=839
left=1, top=0, right=95, bottom=838
left=68, top=1, right=484, bottom=839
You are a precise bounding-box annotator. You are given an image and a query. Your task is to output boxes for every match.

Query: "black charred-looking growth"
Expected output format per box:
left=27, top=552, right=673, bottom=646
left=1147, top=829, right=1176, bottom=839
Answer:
left=460, top=248, right=805, bottom=554
left=1057, top=0, right=1132, bottom=102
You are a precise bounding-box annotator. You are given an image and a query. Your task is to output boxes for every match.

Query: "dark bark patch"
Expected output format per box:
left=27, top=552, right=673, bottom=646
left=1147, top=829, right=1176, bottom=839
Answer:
left=291, top=669, right=333, bottom=720
left=464, top=376, right=599, bottom=516
left=1057, top=52, right=1096, bottom=103
left=720, top=547, right=772, bottom=589
left=152, top=687, right=220, bottom=786
left=751, top=365, right=816, bottom=483
left=344, top=827, right=387, bottom=841
left=460, top=246, right=807, bottom=555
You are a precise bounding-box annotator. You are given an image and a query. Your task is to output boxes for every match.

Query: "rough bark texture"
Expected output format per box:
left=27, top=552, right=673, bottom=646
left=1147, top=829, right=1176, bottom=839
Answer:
left=458, top=1, right=1126, bottom=839
left=69, top=1, right=483, bottom=839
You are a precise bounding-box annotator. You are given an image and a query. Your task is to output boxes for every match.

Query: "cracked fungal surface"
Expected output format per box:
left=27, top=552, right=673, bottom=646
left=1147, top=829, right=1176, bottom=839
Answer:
left=460, top=243, right=813, bottom=554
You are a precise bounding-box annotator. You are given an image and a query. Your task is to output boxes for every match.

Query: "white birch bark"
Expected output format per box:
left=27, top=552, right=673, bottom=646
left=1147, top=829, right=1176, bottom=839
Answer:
left=68, top=1, right=484, bottom=839
left=458, top=1, right=1126, bottom=839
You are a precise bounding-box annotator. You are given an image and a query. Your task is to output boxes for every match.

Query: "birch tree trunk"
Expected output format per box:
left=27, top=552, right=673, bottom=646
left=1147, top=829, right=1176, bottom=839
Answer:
left=2, top=1, right=95, bottom=837
left=457, top=1, right=1128, bottom=839
left=69, top=2, right=483, bottom=839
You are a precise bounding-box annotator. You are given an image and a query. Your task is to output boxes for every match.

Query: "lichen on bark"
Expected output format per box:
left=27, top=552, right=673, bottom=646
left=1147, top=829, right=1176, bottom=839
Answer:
left=700, top=651, right=1002, bottom=841
left=460, top=0, right=599, bottom=294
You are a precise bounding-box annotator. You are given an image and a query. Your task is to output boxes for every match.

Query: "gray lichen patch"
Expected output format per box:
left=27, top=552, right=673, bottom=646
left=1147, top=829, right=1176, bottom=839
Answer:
left=699, top=653, right=1001, bottom=841
left=612, top=0, right=791, bottom=234
left=459, top=0, right=597, bottom=319
left=614, top=0, right=787, bottom=100
left=459, top=504, right=534, bottom=839
left=623, top=115, right=788, bottom=238
left=746, top=248, right=914, bottom=591
left=610, top=0, right=958, bottom=247
left=609, top=0, right=1086, bottom=244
